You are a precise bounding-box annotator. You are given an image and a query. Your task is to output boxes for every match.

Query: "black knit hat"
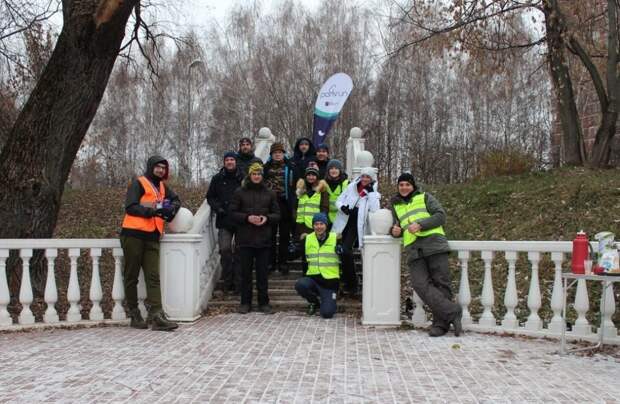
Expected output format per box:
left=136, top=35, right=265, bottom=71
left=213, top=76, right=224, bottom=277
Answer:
left=397, top=173, right=416, bottom=187
left=305, top=166, right=320, bottom=177
left=223, top=151, right=237, bottom=160
left=238, top=137, right=252, bottom=145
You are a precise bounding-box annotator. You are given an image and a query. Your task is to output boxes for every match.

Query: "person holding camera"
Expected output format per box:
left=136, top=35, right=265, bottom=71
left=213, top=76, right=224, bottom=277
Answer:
left=120, top=156, right=180, bottom=331
left=332, top=167, right=381, bottom=297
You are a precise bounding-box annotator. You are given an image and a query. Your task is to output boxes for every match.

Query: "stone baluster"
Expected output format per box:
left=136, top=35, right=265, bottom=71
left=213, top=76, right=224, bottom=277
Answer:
left=138, top=269, right=148, bottom=318
left=525, top=252, right=542, bottom=331
left=66, top=248, right=82, bottom=322
left=599, top=282, right=617, bottom=338
left=111, top=248, right=126, bottom=320
left=479, top=250, right=496, bottom=327
left=89, top=248, right=104, bottom=321
left=411, top=291, right=427, bottom=326
left=0, top=249, right=11, bottom=326
left=572, top=278, right=592, bottom=336
left=501, top=251, right=519, bottom=329
left=18, top=249, right=35, bottom=325
left=457, top=251, right=472, bottom=325
left=43, top=249, right=59, bottom=323
left=548, top=252, right=564, bottom=333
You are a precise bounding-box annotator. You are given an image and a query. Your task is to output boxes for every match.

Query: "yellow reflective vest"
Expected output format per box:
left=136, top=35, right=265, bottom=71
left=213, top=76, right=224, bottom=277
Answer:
left=327, top=179, right=349, bottom=223
left=305, top=232, right=340, bottom=279
left=296, top=192, right=322, bottom=228
left=394, top=193, right=445, bottom=248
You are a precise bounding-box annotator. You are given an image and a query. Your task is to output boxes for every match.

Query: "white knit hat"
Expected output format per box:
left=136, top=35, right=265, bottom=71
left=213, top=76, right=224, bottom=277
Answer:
left=359, top=167, right=377, bottom=181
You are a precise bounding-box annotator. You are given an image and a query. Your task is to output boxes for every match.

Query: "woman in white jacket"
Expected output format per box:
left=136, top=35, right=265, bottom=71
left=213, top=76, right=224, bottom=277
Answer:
left=332, top=167, right=381, bottom=296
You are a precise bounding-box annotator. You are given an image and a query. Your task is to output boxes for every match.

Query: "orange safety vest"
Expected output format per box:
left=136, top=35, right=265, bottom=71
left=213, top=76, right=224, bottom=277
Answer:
left=121, top=176, right=166, bottom=236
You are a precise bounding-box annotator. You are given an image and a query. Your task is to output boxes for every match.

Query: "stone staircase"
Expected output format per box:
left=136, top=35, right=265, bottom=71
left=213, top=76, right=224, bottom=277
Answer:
left=207, top=257, right=363, bottom=314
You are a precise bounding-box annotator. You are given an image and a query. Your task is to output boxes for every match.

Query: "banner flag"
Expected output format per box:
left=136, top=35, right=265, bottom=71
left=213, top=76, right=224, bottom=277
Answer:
left=312, top=73, right=353, bottom=146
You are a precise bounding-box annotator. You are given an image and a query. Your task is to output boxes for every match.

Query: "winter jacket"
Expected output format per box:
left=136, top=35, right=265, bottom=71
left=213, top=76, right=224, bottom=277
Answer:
left=229, top=177, right=281, bottom=248
left=293, top=178, right=330, bottom=237
left=263, top=156, right=296, bottom=203
left=121, top=155, right=181, bottom=241
left=236, top=151, right=263, bottom=177
left=389, top=187, right=450, bottom=260
left=291, top=137, right=316, bottom=183
left=332, top=176, right=381, bottom=248
left=206, top=167, right=244, bottom=230
left=316, top=158, right=329, bottom=179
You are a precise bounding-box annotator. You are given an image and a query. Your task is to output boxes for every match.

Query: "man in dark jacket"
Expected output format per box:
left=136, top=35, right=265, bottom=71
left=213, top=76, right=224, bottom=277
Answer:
left=291, top=137, right=316, bottom=184
left=263, top=142, right=296, bottom=274
left=236, top=137, right=263, bottom=176
left=229, top=162, right=281, bottom=314
left=206, top=151, right=244, bottom=293
left=389, top=173, right=462, bottom=337
left=120, top=155, right=180, bottom=331
left=315, top=143, right=331, bottom=179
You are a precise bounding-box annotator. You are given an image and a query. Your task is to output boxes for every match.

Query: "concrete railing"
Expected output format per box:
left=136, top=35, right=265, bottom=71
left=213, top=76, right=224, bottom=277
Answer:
left=0, top=203, right=220, bottom=330
left=362, top=236, right=620, bottom=344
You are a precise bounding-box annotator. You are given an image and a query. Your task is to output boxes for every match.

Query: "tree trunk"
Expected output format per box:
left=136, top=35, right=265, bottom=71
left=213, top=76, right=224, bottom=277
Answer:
left=0, top=0, right=137, bottom=294
left=543, top=1, right=584, bottom=166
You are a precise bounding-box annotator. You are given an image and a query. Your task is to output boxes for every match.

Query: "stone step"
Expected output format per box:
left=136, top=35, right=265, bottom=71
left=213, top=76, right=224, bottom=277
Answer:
left=207, top=299, right=362, bottom=312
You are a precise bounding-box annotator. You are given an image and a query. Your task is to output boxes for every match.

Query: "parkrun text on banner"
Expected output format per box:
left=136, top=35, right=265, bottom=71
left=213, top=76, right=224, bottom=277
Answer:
left=312, top=73, right=353, bottom=146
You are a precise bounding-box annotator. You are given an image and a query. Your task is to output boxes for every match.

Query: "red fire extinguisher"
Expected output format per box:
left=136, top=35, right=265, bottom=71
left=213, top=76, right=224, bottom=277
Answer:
left=572, top=230, right=592, bottom=274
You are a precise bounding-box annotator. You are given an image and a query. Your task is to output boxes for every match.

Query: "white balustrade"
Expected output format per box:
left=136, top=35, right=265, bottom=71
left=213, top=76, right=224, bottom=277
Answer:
left=411, top=291, right=427, bottom=326
left=0, top=249, right=11, bottom=326
left=457, top=251, right=472, bottom=325
left=66, top=248, right=82, bottom=322
left=89, top=248, right=104, bottom=321
left=479, top=250, right=496, bottom=327
left=548, top=252, right=564, bottom=333
left=44, top=249, right=59, bottom=323
left=137, top=269, right=148, bottom=318
left=501, top=251, right=518, bottom=329
left=524, top=252, right=542, bottom=331
left=18, top=249, right=35, bottom=325
left=573, top=278, right=592, bottom=336
left=600, top=282, right=617, bottom=338
left=111, top=248, right=126, bottom=320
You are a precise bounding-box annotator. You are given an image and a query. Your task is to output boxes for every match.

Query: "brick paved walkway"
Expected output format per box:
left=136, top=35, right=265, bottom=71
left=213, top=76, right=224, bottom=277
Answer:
left=1, top=312, right=619, bottom=403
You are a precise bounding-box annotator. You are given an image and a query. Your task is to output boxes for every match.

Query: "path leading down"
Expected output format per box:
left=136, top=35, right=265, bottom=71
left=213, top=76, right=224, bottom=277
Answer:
left=1, top=312, right=619, bottom=403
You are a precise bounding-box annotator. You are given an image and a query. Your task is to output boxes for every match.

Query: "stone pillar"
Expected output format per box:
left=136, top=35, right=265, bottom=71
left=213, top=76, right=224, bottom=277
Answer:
left=254, top=127, right=276, bottom=163
left=361, top=235, right=402, bottom=326
left=346, top=127, right=365, bottom=177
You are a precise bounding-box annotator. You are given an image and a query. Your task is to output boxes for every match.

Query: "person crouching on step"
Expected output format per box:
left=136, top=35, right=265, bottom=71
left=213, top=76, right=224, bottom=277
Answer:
left=294, top=213, right=343, bottom=318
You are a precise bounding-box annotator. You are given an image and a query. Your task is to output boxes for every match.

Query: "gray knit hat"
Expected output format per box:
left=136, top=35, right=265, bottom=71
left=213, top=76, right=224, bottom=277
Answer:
left=326, top=159, right=344, bottom=172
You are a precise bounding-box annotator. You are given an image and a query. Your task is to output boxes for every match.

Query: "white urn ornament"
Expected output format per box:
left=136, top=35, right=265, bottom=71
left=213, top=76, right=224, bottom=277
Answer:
left=368, top=209, right=393, bottom=235
left=168, top=207, right=194, bottom=233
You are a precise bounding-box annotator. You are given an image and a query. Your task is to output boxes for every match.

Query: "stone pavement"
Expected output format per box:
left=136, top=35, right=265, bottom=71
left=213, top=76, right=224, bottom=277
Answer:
left=1, top=312, right=619, bottom=404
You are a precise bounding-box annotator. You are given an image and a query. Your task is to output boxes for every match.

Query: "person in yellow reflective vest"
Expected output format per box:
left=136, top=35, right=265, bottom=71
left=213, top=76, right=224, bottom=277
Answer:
left=389, top=173, right=462, bottom=337
left=294, top=213, right=342, bottom=318
left=324, top=159, right=349, bottom=225
left=294, top=166, right=329, bottom=273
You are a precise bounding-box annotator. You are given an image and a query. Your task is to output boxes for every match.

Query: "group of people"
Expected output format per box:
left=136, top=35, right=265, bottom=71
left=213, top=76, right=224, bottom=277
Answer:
left=118, top=136, right=462, bottom=337
left=206, top=137, right=377, bottom=318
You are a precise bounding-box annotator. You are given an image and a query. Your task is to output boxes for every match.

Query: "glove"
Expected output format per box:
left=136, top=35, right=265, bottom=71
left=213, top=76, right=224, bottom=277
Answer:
left=364, top=182, right=374, bottom=193
left=335, top=245, right=344, bottom=256
left=340, top=205, right=350, bottom=215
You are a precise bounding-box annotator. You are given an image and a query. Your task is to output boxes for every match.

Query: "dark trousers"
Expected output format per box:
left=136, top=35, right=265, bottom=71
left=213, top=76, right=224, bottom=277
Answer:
left=295, top=277, right=337, bottom=318
left=408, top=252, right=460, bottom=331
left=271, top=198, right=292, bottom=268
left=340, top=212, right=359, bottom=293
left=239, top=247, right=270, bottom=306
left=218, top=228, right=239, bottom=290
left=120, top=235, right=162, bottom=313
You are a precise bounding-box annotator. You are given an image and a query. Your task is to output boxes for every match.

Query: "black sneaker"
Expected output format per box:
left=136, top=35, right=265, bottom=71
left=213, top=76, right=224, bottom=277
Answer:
left=150, top=311, right=178, bottom=331
left=128, top=308, right=147, bottom=329
left=258, top=304, right=273, bottom=314
left=451, top=308, right=463, bottom=337
left=237, top=304, right=251, bottom=314
left=429, top=326, right=447, bottom=337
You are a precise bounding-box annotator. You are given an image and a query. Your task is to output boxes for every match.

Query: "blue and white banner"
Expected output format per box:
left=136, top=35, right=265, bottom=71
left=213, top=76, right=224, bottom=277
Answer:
left=312, top=73, right=353, bottom=146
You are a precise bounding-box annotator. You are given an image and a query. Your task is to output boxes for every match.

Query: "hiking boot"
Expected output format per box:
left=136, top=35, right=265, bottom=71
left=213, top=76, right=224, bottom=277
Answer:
left=451, top=309, right=463, bottom=337
left=429, top=326, right=447, bottom=337
left=258, top=304, right=273, bottom=314
left=237, top=304, right=251, bottom=314
left=128, top=308, right=147, bottom=329
left=150, top=311, right=178, bottom=331
left=306, top=302, right=319, bottom=316
left=278, top=264, right=289, bottom=275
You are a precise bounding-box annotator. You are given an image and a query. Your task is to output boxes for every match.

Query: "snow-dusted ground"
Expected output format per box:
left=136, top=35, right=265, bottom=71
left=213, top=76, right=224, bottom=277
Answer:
left=1, top=312, right=619, bottom=403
